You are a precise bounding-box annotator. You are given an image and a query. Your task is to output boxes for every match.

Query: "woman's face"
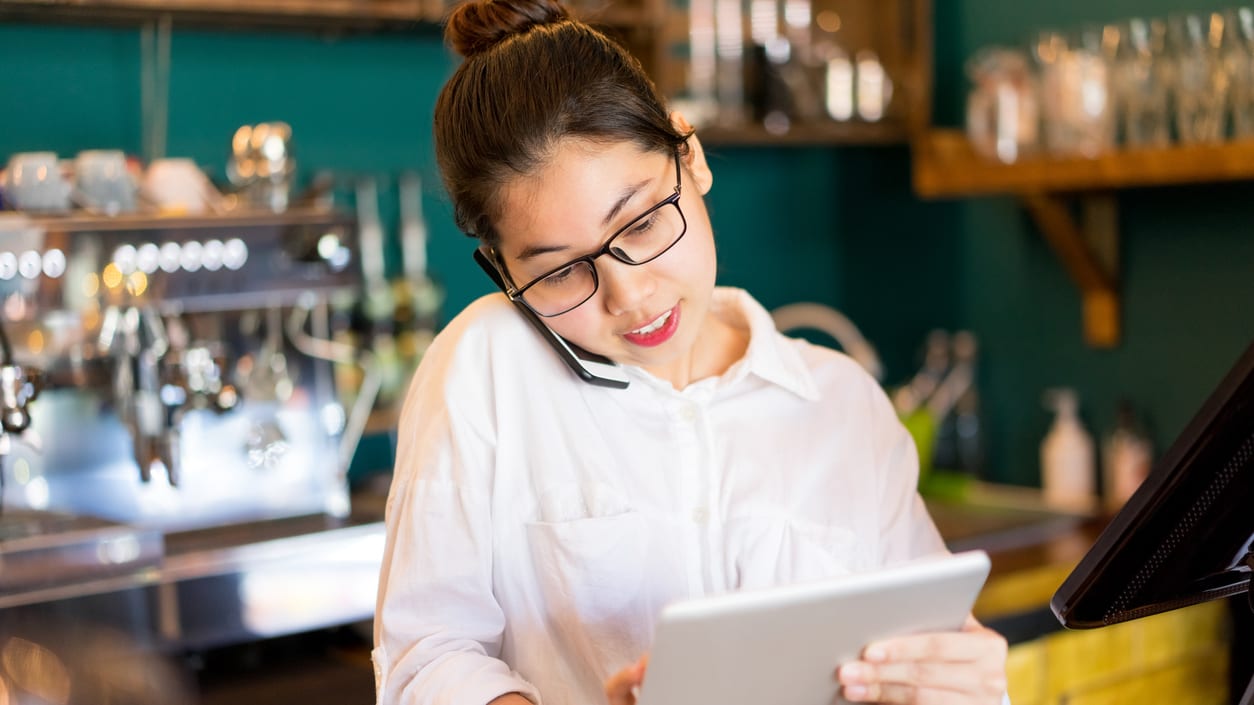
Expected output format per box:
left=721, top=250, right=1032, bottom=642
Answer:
left=493, top=137, right=720, bottom=386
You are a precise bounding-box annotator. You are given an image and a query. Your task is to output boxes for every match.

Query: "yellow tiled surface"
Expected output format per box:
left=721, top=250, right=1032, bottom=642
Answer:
left=974, top=563, right=1076, bottom=621
left=1065, top=644, right=1228, bottom=705
left=1005, top=638, right=1046, bottom=705
left=1007, top=601, right=1230, bottom=705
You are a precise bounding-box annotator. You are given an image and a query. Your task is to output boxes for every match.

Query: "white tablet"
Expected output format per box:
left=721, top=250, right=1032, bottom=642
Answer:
left=637, top=550, right=991, bottom=705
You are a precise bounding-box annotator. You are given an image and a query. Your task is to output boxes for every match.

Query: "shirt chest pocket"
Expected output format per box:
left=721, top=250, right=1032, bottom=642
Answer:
left=723, top=513, right=870, bottom=590
left=525, top=511, right=646, bottom=612
left=524, top=511, right=657, bottom=671
left=523, top=481, right=668, bottom=654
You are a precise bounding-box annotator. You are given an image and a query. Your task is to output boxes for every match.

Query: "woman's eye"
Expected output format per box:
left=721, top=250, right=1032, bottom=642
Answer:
left=624, top=214, right=657, bottom=238
left=541, top=265, right=576, bottom=287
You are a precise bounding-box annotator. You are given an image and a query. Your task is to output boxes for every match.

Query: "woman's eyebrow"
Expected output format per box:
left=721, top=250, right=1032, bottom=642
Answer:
left=516, top=243, right=570, bottom=261
left=601, top=177, right=652, bottom=228
left=515, top=173, right=657, bottom=261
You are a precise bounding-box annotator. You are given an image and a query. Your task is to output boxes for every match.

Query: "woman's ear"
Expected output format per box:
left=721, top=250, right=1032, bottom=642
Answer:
left=670, top=111, right=713, bottom=195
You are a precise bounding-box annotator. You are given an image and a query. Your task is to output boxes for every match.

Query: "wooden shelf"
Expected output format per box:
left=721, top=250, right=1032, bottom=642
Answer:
left=0, top=0, right=446, bottom=31
left=905, top=128, right=1254, bottom=348
left=913, top=128, right=1254, bottom=198
left=1, top=207, right=353, bottom=234
left=0, top=0, right=651, bottom=32
left=579, top=4, right=655, bottom=30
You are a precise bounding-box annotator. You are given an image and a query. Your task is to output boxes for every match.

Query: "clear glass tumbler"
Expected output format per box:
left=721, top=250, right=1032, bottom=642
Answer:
left=1166, top=12, right=1229, bottom=143
left=1112, top=18, right=1171, bottom=147
left=1224, top=7, right=1254, bottom=138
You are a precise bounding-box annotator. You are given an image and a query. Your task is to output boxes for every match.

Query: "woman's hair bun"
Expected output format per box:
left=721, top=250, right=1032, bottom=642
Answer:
left=445, top=0, right=572, bottom=58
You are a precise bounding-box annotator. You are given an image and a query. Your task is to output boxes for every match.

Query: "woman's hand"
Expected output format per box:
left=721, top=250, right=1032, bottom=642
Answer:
left=604, top=654, right=649, bottom=705
left=836, top=616, right=1008, bottom=704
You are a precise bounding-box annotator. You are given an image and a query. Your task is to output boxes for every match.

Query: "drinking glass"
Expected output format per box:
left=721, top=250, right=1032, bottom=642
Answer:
left=1224, top=7, right=1254, bottom=138
left=1166, top=12, right=1229, bottom=143
left=1112, top=18, right=1171, bottom=147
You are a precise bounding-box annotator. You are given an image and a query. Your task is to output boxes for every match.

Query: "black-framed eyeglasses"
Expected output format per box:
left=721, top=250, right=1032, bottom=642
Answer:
left=493, top=151, right=686, bottom=317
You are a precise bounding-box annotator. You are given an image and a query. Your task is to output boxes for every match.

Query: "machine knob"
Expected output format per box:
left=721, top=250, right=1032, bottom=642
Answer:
left=2, top=407, right=30, bottom=434
left=0, top=364, right=40, bottom=434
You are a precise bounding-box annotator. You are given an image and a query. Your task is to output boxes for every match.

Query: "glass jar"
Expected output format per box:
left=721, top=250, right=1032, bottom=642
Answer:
left=965, top=47, right=1040, bottom=163
left=1034, top=26, right=1118, bottom=158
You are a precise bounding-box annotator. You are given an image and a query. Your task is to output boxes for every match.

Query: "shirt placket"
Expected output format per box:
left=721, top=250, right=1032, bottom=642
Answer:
left=672, top=392, right=720, bottom=597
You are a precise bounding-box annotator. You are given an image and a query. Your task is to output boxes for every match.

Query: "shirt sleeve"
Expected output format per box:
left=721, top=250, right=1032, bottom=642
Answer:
left=373, top=337, right=541, bottom=705
left=866, top=376, right=947, bottom=564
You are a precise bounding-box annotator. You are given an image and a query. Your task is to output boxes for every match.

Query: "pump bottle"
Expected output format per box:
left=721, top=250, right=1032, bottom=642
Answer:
left=1102, top=400, right=1153, bottom=512
left=1041, top=388, right=1096, bottom=512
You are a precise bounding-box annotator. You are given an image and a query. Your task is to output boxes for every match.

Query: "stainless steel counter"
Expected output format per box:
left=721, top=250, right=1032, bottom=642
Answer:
left=1, top=500, right=386, bottom=651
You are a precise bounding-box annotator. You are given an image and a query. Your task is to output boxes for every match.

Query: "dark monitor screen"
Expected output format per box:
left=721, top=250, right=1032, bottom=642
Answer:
left=1051, top=339, right=1254, bottom=629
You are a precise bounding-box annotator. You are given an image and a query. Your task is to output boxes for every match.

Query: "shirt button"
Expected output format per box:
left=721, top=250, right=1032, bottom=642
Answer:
left=691, top=507, right=708, bottom=524
left=679, top=404, right=698, bottom=423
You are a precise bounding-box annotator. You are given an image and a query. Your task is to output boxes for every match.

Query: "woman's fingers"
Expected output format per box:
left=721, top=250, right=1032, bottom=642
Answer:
left=836, top=623, right=1008, bottom=705
left=604, top=670, right=636, bottom=705
left=840, top=660, right=963, bottom=690
left=604, top=653, right=649, bottom=705
left=841, top=680, right=979, bottom=705
left=838, top=658, right=1007, bottom=697
left=862, top=625, right=1007, bottom=665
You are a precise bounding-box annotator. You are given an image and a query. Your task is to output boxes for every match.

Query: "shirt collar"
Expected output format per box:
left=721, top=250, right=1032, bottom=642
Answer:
left=714, top=288, right=821, bottom=401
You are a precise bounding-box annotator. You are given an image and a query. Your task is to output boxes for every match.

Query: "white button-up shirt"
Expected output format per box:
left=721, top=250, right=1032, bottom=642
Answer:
left=374, top=287, right=946, bottom=705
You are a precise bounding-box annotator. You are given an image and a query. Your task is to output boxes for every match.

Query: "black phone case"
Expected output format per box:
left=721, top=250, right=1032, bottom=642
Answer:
left=473, top=249, right=629, bottom=389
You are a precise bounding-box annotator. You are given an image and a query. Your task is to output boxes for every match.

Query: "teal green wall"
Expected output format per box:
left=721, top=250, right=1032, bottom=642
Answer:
left=4, top=3, right=1252, bottom=487
left=703, top=147, right=843, bottom=308
left=831, top=146, right=963, bottom=382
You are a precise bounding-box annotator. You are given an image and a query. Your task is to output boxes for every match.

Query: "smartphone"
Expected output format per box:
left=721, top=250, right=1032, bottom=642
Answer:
left=473, top=248, right=629, bottom=389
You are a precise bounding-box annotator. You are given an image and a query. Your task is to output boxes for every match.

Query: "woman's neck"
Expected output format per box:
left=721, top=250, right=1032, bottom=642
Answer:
left=647, top=305, right=750, bottom=391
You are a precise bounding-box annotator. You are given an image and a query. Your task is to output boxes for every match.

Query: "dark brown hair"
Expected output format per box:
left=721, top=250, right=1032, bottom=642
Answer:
left=434, top=0, right=690, bottom=247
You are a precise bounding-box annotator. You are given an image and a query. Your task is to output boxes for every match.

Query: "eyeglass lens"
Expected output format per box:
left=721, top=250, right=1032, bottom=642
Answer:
left=522, top=199, right=685, bottom=316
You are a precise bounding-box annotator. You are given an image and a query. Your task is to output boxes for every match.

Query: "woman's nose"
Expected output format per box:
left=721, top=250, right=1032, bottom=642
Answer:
left=598, top=258, right=656, bottom=317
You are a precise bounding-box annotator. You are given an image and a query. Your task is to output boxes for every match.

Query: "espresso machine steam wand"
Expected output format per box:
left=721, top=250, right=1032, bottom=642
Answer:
left=0, top=314, right=43, bottom=480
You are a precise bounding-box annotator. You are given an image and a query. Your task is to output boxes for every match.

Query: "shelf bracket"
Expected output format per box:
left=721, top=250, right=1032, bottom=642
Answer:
left=1020, top=192, right=1120, bottom=348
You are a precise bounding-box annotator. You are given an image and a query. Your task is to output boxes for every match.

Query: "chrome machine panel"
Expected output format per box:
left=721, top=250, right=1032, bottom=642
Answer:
left=0, top=210, right=384, bottom=649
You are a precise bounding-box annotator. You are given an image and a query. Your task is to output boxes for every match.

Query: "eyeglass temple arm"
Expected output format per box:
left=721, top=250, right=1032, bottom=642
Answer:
left=673, top=149, right=683, bottom=195
left=473, top=247, right=520, bottom=298
left=473, top=248, right=506, bottom=290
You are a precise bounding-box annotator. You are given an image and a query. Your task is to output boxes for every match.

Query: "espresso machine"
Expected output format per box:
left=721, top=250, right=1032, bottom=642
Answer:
left=0, top=208, right=384, bottom=651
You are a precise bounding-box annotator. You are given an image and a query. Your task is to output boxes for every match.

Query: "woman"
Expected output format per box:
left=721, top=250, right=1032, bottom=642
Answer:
left=373, top=0, right=1009, bottom=702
